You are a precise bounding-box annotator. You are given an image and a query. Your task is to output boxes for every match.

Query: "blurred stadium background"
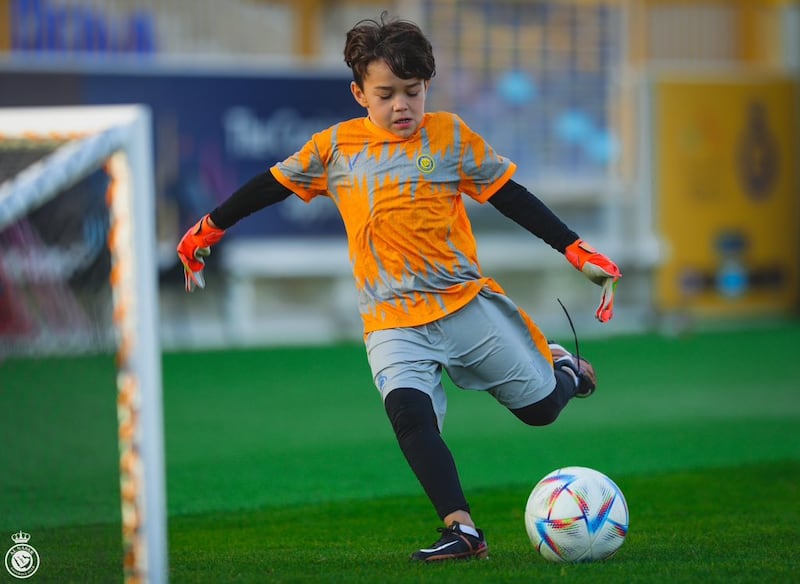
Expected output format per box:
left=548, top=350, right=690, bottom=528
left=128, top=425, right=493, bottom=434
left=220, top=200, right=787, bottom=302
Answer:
left=1, top=0, right=797, bottom=354
left=0, top=2, right=798, bottom=582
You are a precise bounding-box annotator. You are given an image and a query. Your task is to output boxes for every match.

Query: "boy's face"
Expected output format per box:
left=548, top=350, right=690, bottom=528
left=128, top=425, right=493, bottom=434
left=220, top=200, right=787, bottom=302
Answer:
left=351, top=59, right=429, bottom=139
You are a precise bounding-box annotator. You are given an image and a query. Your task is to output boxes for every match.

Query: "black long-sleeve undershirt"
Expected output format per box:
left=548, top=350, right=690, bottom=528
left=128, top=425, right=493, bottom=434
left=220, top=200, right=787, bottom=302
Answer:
left=209, top=171, right=292, bottom=229
left=488, top=179, right=578, bottom=253
left=209, top=172, right=577, bottom=254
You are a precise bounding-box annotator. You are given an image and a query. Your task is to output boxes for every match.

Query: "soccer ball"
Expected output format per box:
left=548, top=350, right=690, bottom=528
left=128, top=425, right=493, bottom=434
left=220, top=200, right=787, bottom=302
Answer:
left=525, top=466, right=629, bottom=563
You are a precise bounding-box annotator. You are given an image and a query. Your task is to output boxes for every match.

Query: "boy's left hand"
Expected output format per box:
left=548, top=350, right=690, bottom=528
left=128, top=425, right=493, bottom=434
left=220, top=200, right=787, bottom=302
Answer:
left=564, top=239, right=621, bottom=323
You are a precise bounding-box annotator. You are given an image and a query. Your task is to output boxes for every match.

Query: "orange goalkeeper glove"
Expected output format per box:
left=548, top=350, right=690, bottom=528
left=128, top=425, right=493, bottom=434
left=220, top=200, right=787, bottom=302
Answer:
left=176, top=214, right=225, bottom=292
left=565, top=239, right=621, bottom=323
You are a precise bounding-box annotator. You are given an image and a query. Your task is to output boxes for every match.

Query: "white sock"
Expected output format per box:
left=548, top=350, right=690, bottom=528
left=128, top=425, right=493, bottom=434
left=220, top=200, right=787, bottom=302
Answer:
left=458, top=524, right=479, bottom=538
left=561, top=365, right=579, bottom=389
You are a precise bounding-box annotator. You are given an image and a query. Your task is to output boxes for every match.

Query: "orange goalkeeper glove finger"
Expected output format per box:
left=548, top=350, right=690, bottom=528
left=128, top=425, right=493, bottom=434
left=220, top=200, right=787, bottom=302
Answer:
left=176, top=214, right=225, bottom=292
left=595, top=277, right=618, bottom=323
left=565, top=239, right=621, bottom=322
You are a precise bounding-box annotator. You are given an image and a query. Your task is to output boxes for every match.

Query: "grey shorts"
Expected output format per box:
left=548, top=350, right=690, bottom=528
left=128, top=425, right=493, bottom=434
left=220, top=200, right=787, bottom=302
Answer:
left=365, top=288, right=555, bottom=430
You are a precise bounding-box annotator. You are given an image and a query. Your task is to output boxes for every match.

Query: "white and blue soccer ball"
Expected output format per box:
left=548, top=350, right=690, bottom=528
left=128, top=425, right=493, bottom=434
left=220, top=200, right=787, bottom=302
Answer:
left=525, top=466, right=629, bottom=563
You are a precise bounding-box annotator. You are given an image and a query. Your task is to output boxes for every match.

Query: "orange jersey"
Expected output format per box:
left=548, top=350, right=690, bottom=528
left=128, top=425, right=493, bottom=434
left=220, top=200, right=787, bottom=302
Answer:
left=271, top=112, right=517, bottom=333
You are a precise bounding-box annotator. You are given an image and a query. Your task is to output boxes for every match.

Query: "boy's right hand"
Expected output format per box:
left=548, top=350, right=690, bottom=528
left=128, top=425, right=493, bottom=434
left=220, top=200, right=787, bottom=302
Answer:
left=176, top=214, right=225, bottom=292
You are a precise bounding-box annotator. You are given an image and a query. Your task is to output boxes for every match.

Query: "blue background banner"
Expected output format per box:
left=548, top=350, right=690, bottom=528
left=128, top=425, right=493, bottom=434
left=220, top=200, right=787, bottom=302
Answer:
left=0, top=68, right=363, bottom=238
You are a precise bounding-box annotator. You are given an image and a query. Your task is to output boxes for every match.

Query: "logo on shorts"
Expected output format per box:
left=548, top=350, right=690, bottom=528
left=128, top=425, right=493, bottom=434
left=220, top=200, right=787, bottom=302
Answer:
left=5, top=531, right=40, bottom=579
left=416, top=153, right=436, bottom=174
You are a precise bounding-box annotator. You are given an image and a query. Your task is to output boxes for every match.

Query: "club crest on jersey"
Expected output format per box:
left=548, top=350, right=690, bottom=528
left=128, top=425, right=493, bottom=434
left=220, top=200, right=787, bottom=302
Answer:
left=416, top=153, right=436, bottom=174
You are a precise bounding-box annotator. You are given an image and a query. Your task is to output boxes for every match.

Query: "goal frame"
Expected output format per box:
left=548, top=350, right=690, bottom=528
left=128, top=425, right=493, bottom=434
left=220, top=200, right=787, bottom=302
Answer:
left=0, top=105, right=167, bottom=583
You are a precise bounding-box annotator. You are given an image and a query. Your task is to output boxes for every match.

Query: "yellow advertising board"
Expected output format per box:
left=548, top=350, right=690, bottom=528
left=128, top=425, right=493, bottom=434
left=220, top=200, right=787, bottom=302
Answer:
left=654, top=74, right=798, bottom=316
left=0, top=0, right=9, bottom=52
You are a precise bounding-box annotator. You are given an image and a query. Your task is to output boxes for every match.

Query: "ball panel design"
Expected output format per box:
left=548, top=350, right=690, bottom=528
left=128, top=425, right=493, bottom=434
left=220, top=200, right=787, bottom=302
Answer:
left=525, top=466, right=628, bottom=563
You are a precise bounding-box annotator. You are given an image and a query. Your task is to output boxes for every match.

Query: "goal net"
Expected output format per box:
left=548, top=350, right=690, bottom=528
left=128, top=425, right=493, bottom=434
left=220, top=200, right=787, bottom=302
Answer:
left=0, top=105, right=167, bottom=583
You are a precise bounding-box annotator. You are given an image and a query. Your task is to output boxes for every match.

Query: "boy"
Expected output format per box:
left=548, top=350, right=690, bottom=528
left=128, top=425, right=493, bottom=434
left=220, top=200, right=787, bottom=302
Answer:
left=177, top=13, right=620, bottom=562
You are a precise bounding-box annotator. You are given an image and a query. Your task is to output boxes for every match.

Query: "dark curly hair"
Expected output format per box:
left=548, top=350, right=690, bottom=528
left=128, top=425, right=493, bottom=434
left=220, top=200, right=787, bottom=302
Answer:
left=344, top=11, right=436, bottom=89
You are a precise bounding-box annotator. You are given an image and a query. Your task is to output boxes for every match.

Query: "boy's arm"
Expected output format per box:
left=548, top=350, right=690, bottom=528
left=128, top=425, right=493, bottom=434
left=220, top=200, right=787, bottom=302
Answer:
left=488, top=179, right=621, bottom=322
left=488, top=179, right=578, bottom=253
left=209, top=171, right=293, bottom=229
left=177, top=171, right=293, bottom=292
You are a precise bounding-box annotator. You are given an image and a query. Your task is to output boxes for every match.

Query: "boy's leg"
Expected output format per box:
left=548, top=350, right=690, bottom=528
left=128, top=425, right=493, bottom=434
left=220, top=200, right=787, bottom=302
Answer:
left=367, top=326, right=490, bottom=560
left=384, top=387, right=489, bottom=561
left=384, top=387, right=470, bottom=521
left=509, top=369, right=579, bottom=426
left=510, top=344, right=597, bottom=426
left=436, top=291, right=596, bottom=427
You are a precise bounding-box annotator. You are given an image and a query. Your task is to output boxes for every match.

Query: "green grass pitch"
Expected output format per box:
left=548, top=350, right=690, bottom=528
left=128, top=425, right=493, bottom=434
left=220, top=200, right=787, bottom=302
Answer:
left=1, top=322, right=799, bottom=582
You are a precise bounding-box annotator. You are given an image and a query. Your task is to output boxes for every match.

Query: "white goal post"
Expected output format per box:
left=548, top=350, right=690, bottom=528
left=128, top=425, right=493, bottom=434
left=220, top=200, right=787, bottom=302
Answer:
left=0, top=105, right=167, bottom=583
